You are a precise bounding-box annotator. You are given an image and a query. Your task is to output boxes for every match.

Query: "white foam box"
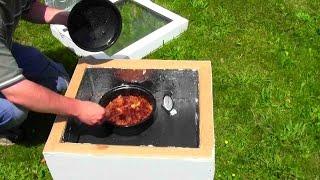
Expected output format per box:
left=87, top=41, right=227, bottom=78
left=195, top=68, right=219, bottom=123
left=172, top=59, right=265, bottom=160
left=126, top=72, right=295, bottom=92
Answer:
left=43, top=59, right=215, bottom=180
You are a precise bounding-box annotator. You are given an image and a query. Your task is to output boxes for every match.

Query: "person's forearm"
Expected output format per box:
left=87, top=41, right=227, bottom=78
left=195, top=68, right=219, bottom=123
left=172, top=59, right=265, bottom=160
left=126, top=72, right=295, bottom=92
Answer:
left=1, top=79, right=79, bottom=117
left=23, top=0, right=68, bottom=25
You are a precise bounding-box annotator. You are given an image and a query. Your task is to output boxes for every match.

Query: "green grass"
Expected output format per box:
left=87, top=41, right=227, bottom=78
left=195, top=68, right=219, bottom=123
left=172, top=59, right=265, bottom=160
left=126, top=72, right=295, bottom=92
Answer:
left=1, top=0, right=320, bottom=179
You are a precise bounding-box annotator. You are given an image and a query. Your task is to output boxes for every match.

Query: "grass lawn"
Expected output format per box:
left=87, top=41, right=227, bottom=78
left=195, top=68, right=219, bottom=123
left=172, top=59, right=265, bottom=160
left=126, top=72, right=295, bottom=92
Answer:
left=1, top=0, right=320, bottom=179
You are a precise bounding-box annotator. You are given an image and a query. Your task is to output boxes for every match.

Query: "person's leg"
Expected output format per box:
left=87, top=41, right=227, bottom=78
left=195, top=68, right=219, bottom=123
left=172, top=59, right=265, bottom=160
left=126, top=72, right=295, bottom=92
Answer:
left=0, top=98, right=28, bottom=130
left=0, top=96, right=28, bottom=145
left=11, top=43, right=70, bottom=93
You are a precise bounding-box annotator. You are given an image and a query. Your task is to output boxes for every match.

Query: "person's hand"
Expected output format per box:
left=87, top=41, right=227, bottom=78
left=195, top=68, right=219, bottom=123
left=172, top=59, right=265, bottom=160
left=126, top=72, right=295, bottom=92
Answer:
left=74, top=100, right=107, bottom=125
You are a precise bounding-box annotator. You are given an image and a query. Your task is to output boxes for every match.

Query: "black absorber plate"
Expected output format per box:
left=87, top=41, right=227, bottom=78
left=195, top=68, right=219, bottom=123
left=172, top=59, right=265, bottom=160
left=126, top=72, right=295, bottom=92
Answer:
left=63, top=68, right=200, bottom=148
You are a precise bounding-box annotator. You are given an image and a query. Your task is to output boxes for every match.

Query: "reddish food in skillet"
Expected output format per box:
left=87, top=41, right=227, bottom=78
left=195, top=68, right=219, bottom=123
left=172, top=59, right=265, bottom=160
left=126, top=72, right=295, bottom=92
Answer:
left=105, top=95, right=153, bottom=126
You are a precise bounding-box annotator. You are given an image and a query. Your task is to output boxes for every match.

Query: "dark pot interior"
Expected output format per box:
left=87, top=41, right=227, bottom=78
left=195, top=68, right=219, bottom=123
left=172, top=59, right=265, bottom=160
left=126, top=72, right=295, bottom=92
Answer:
left=99, top=85, right=156, bottom=136
left=67, top=0, right=122, bottom=52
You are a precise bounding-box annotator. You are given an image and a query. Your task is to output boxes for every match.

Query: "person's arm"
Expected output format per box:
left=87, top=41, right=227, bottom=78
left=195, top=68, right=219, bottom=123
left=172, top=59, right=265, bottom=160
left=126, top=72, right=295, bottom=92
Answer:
left=1, top=79, right=108, bottom=126
left=23, top=0, right=69, bottom=26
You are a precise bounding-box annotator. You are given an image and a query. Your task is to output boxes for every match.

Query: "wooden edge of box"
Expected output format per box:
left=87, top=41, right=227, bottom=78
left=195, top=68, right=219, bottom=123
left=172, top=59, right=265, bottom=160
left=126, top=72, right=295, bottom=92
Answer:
left=44, top=59, right=214, bottom=159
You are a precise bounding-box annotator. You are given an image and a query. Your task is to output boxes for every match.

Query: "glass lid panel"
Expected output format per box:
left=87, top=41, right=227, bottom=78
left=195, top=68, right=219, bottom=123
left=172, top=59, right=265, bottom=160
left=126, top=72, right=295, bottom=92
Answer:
left=105, top=0, right=172, bottom=55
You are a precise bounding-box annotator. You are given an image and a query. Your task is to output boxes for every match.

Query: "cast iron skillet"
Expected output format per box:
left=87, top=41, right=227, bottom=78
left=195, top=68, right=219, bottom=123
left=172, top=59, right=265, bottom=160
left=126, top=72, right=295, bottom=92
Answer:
left=99, top=85, right=156, bottom=136
left=67, top=0, right=122, bottom=52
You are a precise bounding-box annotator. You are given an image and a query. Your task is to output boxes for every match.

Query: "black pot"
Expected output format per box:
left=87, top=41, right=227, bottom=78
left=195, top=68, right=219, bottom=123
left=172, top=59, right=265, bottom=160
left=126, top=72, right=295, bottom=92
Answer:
left=67, top=0, right=122, bottom=52
left=99, top=85, right=156, bottom=136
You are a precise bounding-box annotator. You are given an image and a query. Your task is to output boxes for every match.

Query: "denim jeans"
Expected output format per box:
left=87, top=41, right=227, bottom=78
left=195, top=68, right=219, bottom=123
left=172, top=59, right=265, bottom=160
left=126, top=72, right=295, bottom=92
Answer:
left=0, top=43, right=70, bottom=130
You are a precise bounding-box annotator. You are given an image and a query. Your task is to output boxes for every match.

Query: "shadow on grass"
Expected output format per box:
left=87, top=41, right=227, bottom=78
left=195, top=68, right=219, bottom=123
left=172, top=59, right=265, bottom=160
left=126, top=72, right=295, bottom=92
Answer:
left=19, top=112, right=56, bottom=147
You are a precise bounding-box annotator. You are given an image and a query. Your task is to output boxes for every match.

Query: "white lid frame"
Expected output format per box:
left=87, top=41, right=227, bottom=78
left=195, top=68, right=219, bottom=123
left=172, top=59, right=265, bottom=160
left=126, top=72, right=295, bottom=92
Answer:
left=48, top=0, right=189, bottom=59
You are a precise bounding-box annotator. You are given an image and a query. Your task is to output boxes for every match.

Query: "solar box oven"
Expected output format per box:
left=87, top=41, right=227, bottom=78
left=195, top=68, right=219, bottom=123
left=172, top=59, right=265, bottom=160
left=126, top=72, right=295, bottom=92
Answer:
left=43, top=59, right=215, bottom=179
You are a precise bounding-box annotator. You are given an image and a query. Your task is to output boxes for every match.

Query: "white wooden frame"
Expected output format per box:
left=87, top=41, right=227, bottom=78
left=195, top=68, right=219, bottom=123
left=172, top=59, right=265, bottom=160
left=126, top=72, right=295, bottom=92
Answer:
left=48, top=0, right=189, bottom=59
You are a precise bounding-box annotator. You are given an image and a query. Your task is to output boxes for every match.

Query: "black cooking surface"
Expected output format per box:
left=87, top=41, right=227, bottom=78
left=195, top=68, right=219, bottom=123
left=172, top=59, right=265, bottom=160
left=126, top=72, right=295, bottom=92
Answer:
left=63, top=68, right=199, bottom=148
